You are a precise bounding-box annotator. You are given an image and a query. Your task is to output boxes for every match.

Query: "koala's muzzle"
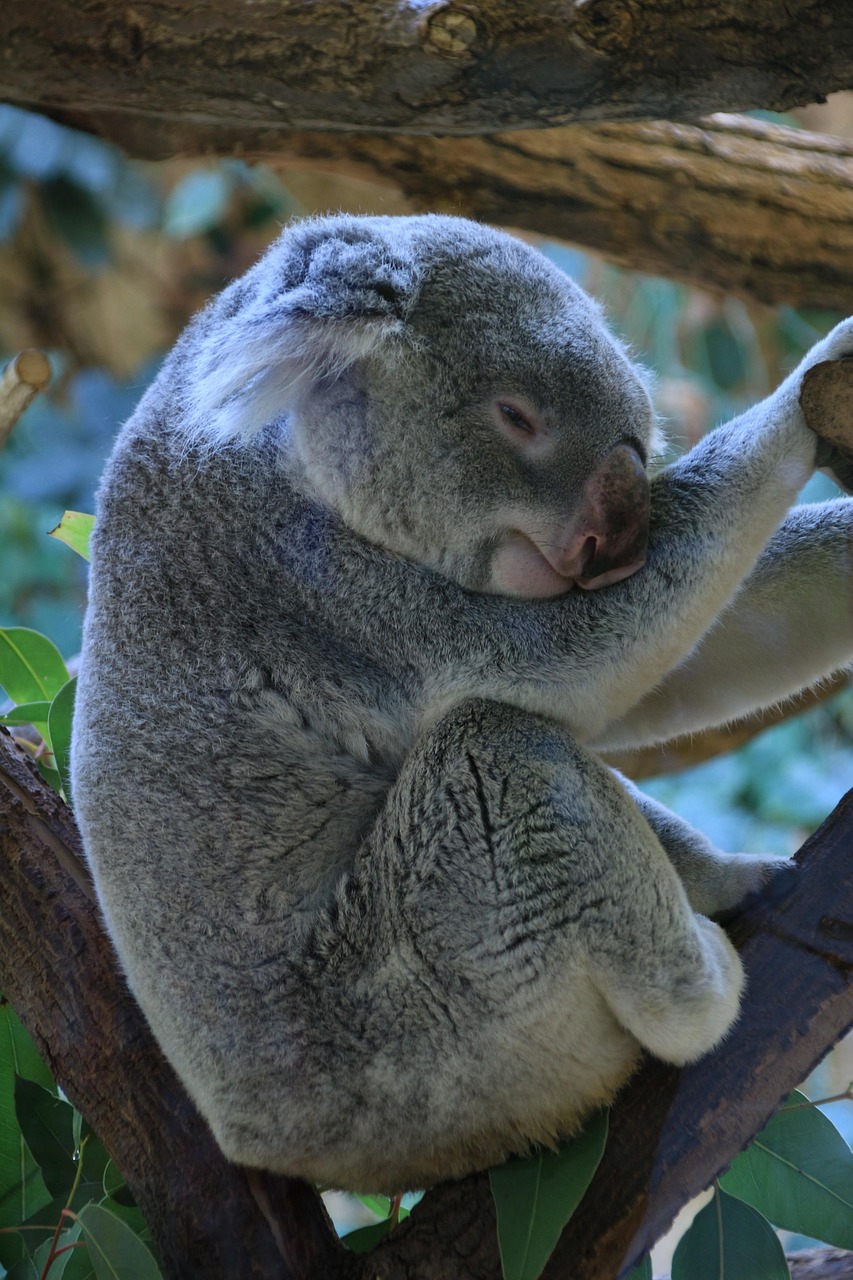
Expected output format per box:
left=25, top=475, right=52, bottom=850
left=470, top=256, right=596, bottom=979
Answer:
left=573, top=443, right=650, bottom=590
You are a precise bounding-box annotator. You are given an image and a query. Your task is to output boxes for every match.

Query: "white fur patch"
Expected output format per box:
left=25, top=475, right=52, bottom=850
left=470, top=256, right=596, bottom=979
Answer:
left=180, top=315, right=403, bottom=449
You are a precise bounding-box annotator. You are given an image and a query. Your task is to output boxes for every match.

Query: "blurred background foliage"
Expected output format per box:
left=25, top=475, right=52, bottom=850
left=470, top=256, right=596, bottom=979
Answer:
left=1, top=101, right=851, bottom=865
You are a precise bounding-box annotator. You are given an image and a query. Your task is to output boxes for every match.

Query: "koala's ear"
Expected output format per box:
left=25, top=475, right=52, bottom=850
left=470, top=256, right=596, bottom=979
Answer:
left=181, top=223, right=421, bottom=446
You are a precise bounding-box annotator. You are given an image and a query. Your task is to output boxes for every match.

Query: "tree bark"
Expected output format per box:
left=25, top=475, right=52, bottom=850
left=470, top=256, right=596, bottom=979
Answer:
left=27, top=110, right=853, bottom=313
left=2, top=734, right=853, bottom=1280
left=5, top=1, right=853, bottom=137
left=250, top=115, right=853, bottom=312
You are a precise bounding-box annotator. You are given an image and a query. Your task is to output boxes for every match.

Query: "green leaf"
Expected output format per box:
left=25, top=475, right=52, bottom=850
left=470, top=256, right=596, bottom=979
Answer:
left=62, top=1238, right=97, bottom=1280
left=48, top=512, right=94, bottom=562
left=33, top=1221, right=82, bottom=1279
left=101, top=1160, right=129, bottom=1204
left=40, top=176, right=110, bottom=268
left=624, top=1258, right=652, bottom=1280
left=0, top=628, right=69, bottom=704
left=0, top=1004, right=54, bottom=1268
left=672, top=1188, right=788, bottom=1280
left=343, top=1219, right=394, bottom=1252
left=14, top=1078, right=76, bottom=1199
left=36, top=759, right=64, bottom=795
left=720, top=1090, right=853, bottom=1247
left=163, top=170, right=231, bottom=238
left=354, top=1192, right=391, bottom=1217
left=490, top=1110, right=608, bottom=1280
left=0, top=701, right=51, bottom=725
left=77, top=1203, right=162, bottom=1280
left=49, top=678, right=77, bottom=805
left=4, top=1255, right=39, bottom=1279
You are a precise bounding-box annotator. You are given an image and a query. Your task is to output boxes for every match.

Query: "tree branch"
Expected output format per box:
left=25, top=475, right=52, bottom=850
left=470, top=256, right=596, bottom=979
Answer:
left=0, top=350, right=50, bottom=449
left=5, top=1, right=853, bottom=137
left=38, top=112, right=853, bottom=312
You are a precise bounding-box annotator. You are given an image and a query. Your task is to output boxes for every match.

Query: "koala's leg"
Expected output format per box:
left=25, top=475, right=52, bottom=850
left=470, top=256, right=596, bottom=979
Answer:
left=616, top=773, right=793, bottom=917
left=277, top=699, right=743, bottom=1189
left=594, top=499, right=853, bottom=750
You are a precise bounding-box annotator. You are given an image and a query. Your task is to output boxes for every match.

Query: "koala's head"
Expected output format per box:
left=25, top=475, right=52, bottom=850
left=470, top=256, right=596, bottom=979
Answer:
left=185, top=214, right=659, bottom=599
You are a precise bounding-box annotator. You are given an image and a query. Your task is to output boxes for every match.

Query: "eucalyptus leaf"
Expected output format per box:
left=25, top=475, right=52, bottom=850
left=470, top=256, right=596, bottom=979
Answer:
left=4, top=1255, right=39, bottom=1279
left=49, top=678, right=77, bottom=805
left=490, top=1110, right=608, bottom=1280
left=14, top=1077, right=76, bottom=1199
left=48, top=512, right=94, bottom=562
left=0, top=628, right=69, bottom=704
left=721, top=1091, right=853, bottom=1247
left=624, top=1257, right=652, bottom=1280
left=0, top=1005, right=53, bottom=1268
left=41, top=176, right=110, bottom=268
left=163, top=170, right=231, bottom=239
left=672, top=1189, right=788, bottom=1280
left=33, top=1221, right=82, bottom=1279
left=62, top=1240, right=97, bottom=1280
left=0, top=701, right=51, bottom=725
left=77, top=1203, right=162, bottom=1279
left=354, top=1192, right=391, bottom=1217
left=343, top=1219, right=394, bottom=1252
left=36, top=759, right=63, bottom=794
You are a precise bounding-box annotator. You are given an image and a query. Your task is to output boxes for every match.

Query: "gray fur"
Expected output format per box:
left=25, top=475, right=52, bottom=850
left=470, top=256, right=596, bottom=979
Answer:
left=71, top=214, right=853, bottom=1192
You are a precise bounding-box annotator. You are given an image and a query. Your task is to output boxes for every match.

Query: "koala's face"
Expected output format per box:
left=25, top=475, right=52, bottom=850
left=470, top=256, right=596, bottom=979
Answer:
left=287, top=221, right=656, bottom=600
left=191, top=214, right=657, bottom=600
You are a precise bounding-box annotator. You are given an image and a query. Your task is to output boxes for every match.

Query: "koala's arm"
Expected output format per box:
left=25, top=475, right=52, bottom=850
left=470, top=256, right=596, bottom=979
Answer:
left=438, top=321, right=853, bottom=743
left=594, top=499, right=853, bottom=750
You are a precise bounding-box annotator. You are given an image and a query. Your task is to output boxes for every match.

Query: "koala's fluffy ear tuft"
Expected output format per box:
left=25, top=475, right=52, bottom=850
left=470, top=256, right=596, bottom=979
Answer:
left=180, top=221, right=422, bottom=447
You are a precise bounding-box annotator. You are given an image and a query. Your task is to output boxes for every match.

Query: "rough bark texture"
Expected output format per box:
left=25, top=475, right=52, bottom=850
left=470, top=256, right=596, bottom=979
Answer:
left=258, top=115, right=853, bottom=312
left=2, top=737, right=853, bottom=1280
left=36, top=111, right=853, bottom=313
left=4, top=0, right=853, bottom=137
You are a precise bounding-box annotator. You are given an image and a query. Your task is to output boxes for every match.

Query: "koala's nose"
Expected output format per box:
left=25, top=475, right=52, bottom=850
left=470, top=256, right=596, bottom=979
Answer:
left=571, top=444, right=650, bottom=590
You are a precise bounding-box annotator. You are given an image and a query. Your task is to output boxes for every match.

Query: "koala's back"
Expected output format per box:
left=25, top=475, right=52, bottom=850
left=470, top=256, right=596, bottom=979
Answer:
left=72, top=376, right=422, bottom=1133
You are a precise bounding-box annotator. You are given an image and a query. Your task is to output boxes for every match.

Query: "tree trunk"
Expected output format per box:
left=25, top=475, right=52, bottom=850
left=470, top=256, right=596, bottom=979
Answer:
left=5, top=0, right=853, bottom=136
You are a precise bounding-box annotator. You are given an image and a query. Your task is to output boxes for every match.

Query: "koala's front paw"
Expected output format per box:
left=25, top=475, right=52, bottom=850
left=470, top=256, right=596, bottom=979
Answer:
left=809, top=316, right=853, bottom=367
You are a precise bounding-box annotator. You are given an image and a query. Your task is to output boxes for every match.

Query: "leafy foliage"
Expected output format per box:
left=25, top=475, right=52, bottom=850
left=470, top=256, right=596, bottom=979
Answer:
left=490, top=1111, right=608, bottom=1280
left=0, top=627, right=75, bottom=800
left=672, top=1187, right=789, bottom=1280
left=721, top=1091, right=853, bottom=1247
left=0, top=1003, right=162, bottom=1279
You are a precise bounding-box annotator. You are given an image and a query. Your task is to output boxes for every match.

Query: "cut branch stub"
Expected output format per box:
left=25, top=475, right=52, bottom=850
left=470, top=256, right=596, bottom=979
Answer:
left=0, top=349, right=51, bottom=450
left=800, top=358, right=853, bottom=493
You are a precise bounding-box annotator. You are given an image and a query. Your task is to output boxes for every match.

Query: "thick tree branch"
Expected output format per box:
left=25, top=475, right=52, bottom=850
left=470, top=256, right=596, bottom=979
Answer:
left=4, top=1, right=853, bottom=137
left=40, top=112, right=853, bottom=312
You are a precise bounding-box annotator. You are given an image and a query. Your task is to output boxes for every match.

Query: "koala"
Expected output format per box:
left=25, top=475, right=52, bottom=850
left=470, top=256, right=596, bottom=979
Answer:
left=71, top=214, right=853, bottom=1193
